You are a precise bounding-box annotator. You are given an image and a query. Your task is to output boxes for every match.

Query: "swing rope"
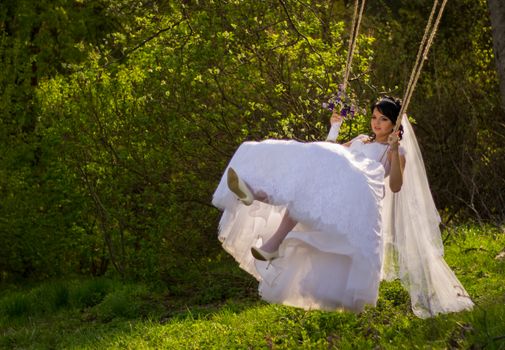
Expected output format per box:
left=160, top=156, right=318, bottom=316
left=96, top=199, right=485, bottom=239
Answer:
left=337, top=0, right=447, bottom=131
left=342, top=0, right=366, bottom=91
left=394, top=0, right=449, bottom=132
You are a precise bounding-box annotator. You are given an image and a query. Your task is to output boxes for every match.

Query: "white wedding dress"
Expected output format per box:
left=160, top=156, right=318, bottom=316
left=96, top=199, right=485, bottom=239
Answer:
left=212, top=118, right=474, bottom=317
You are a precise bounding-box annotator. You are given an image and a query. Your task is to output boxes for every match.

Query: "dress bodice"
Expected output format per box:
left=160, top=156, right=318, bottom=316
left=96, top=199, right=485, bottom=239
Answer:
left=349, top=134, right=405, bottom=176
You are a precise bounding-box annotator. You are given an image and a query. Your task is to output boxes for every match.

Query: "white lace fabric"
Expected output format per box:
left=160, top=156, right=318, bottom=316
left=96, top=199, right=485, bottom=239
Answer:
left=349, top=134, right=406, bottom=177
left=212, top=118, right=473, bottom=317
left=212, top=140, right=385, bottom=311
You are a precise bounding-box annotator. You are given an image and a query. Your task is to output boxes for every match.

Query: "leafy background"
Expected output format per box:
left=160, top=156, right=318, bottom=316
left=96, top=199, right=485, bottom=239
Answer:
left=1, top=1, right=505, bottom=348
left=0, top=0, right=503, bottom=284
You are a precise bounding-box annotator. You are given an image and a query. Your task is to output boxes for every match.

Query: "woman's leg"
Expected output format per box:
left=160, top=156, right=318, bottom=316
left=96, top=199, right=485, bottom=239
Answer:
left=260, top=211, right=297, bottom=253
left=228, top=167, right=270, bottom=204
left=227, top=167, right=296, bottom=254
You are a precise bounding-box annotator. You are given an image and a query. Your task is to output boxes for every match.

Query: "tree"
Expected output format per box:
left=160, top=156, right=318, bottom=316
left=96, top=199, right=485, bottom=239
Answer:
left=488, top=0, right=505, bottom=108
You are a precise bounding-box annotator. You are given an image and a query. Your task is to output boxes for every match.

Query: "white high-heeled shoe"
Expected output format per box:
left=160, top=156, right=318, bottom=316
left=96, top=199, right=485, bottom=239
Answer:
left=251, top=246, right=279, bottom=261
left=227, top=167, right=254, bottom=206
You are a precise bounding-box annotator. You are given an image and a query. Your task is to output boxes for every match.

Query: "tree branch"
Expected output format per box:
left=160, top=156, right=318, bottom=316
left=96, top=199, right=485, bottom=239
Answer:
left=277, top=0, right=330, bottom=83
left=105, top=20, right=185, bottom=67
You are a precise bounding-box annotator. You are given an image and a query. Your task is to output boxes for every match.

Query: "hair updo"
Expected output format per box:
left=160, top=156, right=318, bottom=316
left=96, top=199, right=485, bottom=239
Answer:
left=370, top=96, right=404, bottom=140
left=371, top=96, right=402, bottom=124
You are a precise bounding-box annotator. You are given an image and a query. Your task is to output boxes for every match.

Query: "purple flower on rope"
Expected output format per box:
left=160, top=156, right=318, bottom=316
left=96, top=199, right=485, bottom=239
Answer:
left=322, top=85, right=357, bottom=120
left=350, top=105, right=355, bottom=118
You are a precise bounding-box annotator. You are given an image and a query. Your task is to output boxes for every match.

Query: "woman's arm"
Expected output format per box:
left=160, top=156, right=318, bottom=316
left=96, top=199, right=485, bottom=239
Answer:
left=327, top=111, right=353, bottom=147
left=326, top=111, right=343, bottom=142
left=388, top=133, right=406, bottom=192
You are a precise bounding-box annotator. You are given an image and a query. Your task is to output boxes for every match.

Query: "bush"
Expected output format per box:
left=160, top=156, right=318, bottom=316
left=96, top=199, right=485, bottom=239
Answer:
left=73, top=278, right=113, bottom=308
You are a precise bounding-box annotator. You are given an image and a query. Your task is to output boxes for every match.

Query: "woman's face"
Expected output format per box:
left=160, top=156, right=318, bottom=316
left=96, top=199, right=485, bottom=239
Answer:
left=371, top=107, right=394, bottom=140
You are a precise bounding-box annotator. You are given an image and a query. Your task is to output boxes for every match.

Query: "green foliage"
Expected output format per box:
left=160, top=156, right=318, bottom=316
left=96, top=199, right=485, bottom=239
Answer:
left=0, top=278, right=160, bottom=323
left=52, top=282, right=71, bottom=309
left=73, top=278, right=113, bottom=308
left=0, top=0, right=503, bottom=283
left=0, top=0, right=161, bottom=280
left=2, top=0, right=378, bottom=280
left=88, top=284, right=156, bottom=322
left=0, top=294, right=31, bottom=319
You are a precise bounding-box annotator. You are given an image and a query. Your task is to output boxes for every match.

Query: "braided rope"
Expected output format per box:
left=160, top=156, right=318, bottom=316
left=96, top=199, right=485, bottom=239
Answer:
left=400, top=0, right=439, bottom=114
left=343, top=0, right=366, bottom=90
left=395, top=0, right=448, bottom=131
left=343, top=0, right=359, bottom=89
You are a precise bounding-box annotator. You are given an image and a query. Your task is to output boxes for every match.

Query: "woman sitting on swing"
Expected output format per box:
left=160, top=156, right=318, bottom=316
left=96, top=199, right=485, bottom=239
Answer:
left=212, top=96, right=473, bottom=318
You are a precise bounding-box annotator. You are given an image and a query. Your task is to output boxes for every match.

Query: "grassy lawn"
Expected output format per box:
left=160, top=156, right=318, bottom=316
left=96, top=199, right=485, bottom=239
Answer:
left=1, top=225, right=505, bottom=349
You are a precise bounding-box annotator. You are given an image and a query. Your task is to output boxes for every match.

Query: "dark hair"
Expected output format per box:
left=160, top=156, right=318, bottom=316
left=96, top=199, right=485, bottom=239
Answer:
left=369, top=96, right=404, bottom=141
left=371, top=96, right=402, bottom=124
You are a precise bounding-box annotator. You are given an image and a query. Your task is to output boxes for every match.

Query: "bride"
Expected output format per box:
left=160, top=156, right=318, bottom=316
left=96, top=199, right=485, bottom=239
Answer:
left=212, top=96, right=474, bottom=318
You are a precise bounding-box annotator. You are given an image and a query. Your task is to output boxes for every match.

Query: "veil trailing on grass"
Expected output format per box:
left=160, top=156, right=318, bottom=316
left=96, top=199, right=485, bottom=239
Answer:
left=381, top=116, right=474, bottom=318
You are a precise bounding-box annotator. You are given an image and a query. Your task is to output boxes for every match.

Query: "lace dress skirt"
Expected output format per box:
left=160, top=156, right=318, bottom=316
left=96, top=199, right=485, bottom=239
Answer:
left=212, top=140, right=386, bottom=312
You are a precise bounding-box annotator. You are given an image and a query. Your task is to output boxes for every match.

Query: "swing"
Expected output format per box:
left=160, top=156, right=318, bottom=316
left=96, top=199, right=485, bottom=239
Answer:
left=212, top=0, right=473, bottom=318
left=326, top=0, right=449, bottom=131
left=332, top=0, right=473, bottom=318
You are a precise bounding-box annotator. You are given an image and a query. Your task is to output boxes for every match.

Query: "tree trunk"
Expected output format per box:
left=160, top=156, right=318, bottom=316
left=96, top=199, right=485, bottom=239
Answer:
left=488, top=0, right=505, bottom=108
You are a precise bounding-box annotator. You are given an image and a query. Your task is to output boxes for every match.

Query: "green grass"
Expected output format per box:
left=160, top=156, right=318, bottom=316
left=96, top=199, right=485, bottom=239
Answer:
left=1, top=224, right=505, bottom=349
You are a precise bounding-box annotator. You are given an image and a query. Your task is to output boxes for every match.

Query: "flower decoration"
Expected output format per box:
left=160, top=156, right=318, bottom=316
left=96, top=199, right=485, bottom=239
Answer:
left=322, top=84, right=356, bottom=119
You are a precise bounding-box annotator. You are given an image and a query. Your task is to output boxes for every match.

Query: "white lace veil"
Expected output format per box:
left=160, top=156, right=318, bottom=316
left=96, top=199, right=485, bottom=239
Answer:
left=381, top=116, right=474, bottom=318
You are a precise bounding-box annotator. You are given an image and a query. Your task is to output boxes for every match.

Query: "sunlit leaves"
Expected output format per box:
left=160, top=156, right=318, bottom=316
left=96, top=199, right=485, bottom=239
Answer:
left=2, top=0, right=502, bottom=280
